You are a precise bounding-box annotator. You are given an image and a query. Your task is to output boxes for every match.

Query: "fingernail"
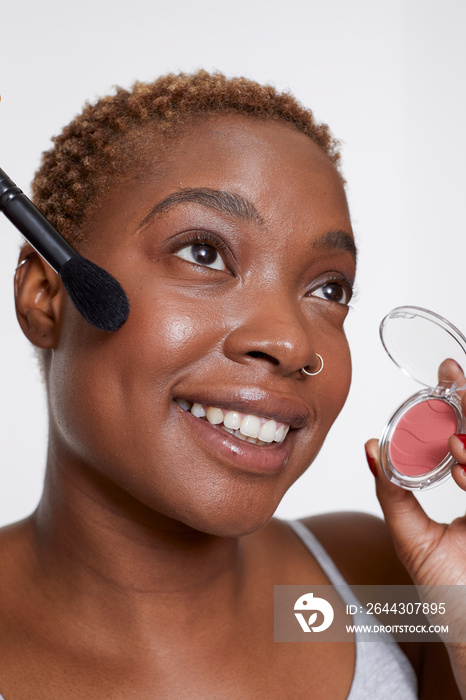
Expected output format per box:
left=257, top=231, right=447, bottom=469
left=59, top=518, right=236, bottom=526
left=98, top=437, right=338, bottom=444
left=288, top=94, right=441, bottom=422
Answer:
left=454, top=434, right=466, bottom=449
left=365, top=446, right=378, bottom=478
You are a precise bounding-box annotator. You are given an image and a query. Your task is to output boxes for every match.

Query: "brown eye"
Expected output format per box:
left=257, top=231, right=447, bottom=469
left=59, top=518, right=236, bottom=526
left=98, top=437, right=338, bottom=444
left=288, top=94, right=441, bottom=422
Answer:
left=175, top=243, right=227, bottom=271
left=312, top=282, right=350, bottom=305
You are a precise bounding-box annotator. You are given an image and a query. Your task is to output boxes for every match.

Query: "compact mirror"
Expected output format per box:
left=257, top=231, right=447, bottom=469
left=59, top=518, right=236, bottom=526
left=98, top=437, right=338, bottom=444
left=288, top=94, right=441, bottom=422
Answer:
left=379, top=306, right=466, bottom=490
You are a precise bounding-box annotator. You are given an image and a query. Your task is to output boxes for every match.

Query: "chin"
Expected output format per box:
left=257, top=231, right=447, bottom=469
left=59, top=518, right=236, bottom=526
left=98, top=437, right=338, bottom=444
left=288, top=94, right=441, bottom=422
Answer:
left=183, top=514, right=273, bottom=539
left=172, top=491, right=282, bottom=538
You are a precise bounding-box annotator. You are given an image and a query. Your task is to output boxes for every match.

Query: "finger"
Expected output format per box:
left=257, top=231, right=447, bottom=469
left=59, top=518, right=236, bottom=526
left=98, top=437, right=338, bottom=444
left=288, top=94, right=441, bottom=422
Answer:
left=448, top=434, right=466, bottom=465
left=365, top=439, right=441, bottom=574
left=439, top=363, right=466, bottom=491
left=448, top=434, right=466, bottom=492
left=438, top=358, right=466, bottom=391
left=450, top=463, right=466, bottom=492
left=437, top=358, right=466, bottom=418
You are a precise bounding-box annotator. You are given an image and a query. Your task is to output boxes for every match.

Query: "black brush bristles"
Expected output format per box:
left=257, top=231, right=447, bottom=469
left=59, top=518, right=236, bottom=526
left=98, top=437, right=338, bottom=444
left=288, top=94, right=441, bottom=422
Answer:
left=0, top=166, right=130, bottom=332
left=60, top=255, right=130, bottom=332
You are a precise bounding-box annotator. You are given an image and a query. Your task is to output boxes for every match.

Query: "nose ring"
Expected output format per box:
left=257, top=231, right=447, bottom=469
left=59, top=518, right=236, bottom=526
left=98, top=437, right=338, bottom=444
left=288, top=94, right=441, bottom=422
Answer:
left=15, top=256, right=31, bottom=271
left=301, top=354, right=324, bottom=376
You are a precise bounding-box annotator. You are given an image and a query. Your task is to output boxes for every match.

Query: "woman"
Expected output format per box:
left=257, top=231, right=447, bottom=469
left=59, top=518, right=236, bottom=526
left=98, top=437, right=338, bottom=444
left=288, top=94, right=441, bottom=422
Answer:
left=2, top=71, right=465, bottom=698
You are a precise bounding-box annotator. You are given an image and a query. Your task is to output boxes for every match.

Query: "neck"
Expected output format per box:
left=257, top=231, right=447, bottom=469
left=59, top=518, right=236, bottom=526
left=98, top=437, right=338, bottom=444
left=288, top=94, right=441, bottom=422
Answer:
left=30, top=444, right=251, bottom=644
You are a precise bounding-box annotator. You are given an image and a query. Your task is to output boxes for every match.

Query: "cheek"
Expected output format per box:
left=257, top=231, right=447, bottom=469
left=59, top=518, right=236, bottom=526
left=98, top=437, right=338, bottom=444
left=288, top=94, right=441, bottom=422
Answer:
left=278, top=335, right=352, bottom=496
left=47, top=292, right=223, bottom=462
left=318, top=334, right=352, bottom=427
left=124, top=290, right=227, bottom=379
left=128, top=306, right=204, bottom=372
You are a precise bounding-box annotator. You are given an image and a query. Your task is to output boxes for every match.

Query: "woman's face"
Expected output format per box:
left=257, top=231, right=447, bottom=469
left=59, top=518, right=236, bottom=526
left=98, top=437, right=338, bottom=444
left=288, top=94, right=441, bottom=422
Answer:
left=48, top=115, right=356, bottom=536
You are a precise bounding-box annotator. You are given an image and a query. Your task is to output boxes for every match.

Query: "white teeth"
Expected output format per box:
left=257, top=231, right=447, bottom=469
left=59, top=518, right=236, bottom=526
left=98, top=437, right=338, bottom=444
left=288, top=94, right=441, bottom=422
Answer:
left=258, top=419, right=277, bottom=443
left=274, top=425, right=285, bottom=442
left=182, top=398, right=290, bottom=444
left=240, top=414, right=261, bottom=438
left=206, top=407, right=224, bottom=425
left=223, top=410, right=242, bottom=430
left=220, top=425, right=273, bottom=445
left=191, top=403, right=206, bottom=418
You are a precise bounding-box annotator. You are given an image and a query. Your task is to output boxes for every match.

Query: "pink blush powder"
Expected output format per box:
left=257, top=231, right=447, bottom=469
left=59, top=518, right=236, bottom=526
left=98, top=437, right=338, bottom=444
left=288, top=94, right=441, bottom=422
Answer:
left=389, top=399, right=457, bottom=476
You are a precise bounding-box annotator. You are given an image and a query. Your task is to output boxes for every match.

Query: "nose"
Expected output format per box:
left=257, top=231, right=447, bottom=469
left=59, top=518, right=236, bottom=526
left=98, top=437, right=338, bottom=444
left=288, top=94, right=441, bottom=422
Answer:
left=222, top=295, right=319, bottom=376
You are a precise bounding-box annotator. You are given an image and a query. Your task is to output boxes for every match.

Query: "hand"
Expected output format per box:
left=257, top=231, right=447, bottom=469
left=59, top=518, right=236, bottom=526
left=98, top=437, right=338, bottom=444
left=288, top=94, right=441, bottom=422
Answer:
left=365, top=359, right=466, bottom=696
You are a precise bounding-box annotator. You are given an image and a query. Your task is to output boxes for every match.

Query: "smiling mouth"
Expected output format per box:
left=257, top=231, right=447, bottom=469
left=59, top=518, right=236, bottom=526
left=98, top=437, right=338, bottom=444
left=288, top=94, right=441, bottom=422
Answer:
left=175, top=398, right=290, bottom=446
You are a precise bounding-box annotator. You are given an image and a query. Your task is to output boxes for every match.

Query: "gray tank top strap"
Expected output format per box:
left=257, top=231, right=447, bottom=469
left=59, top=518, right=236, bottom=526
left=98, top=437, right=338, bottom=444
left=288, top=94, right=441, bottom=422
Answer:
left=287, top=519, right=361, bottom=605
left=286, top=519, right=418, bottom=700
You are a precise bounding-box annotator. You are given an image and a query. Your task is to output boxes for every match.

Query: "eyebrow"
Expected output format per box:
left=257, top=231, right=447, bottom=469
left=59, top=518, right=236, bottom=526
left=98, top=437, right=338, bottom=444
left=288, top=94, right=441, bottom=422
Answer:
left=139, top=187, right=357, bottom=263
left=313, top=230, right=358, bottom=264
left=139, top=187, right=264, bottom=227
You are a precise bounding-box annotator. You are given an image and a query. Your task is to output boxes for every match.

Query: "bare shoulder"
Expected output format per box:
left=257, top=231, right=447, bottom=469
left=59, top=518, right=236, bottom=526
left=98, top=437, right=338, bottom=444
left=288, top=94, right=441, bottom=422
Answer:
left=0, top=516, right=34, bottom=555
left=0, top=517, right=37, bottom=612
left=299, top=511, right=413, bottom=586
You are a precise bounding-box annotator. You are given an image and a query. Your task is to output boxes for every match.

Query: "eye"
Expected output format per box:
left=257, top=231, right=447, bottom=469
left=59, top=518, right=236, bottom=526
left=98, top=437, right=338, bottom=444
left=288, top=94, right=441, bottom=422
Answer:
left=175, top=242, right=227, bottom=271
left=311, top=281, right=351, bottom=305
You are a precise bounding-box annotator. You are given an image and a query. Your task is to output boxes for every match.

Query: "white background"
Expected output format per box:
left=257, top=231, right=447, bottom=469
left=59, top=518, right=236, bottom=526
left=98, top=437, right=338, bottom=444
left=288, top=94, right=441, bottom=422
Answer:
left=1, top=0, right=465, bottom=527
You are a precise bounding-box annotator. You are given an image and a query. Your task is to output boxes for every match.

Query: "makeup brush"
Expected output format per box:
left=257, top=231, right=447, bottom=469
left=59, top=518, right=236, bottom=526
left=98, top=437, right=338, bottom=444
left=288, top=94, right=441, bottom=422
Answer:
left=0, top=167, right=129, bottom=332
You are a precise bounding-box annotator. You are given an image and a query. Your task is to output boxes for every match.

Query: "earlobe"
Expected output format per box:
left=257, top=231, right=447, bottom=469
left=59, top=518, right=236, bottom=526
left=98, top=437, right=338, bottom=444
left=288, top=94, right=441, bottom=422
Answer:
left=14, top=245, right=65, bottom=349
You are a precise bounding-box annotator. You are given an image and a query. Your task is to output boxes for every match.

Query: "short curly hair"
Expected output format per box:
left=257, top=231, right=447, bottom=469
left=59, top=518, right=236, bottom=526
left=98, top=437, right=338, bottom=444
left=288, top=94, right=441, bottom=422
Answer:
left=32, top=70, right=341, bottom=248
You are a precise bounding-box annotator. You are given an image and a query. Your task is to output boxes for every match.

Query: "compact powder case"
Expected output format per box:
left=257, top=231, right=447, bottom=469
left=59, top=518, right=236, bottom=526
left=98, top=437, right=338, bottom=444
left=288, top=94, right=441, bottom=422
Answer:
left=379, top=306, right=466, bottom=490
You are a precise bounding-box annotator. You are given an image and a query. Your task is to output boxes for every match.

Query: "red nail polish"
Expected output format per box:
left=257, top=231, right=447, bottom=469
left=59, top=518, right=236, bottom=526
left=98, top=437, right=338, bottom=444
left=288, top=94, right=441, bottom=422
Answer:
left=454, top=434, right=466, bottom=449
left=365, top=447, right=378, bottom=478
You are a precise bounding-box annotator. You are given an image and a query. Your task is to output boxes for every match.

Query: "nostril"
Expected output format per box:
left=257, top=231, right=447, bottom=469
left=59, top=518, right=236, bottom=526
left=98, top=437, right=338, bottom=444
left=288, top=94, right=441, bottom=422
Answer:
left=248, top=351, right=280, bottom=365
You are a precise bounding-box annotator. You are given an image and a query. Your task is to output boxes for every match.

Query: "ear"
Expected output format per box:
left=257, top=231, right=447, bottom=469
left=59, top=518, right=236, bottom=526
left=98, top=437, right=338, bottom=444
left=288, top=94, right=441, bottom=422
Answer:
left=14, top=245, right=66, bottom=349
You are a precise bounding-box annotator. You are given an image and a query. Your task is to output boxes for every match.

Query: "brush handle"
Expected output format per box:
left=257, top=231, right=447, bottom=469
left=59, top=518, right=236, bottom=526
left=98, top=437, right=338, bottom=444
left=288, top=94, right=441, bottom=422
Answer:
left=0, top=167, right=75, bottom=272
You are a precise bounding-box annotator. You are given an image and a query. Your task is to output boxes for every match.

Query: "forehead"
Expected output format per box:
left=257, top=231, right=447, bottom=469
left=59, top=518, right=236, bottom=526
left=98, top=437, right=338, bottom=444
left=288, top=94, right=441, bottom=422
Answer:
left=159, top=114, right=347, bottom=210
left=82, top=114, right=352, bottom=251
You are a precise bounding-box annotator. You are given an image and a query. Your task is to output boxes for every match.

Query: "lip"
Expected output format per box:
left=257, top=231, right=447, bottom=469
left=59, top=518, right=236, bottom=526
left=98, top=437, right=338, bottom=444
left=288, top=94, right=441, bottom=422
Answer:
left=175, top=402, right=297, bottom=475
left=172, top=386, right=311, bottom=429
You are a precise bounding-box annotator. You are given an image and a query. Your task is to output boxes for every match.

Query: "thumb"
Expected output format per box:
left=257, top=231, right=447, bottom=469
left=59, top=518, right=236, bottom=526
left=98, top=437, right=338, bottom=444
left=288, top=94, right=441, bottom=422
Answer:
left=365, top=439, right=438, bottom=575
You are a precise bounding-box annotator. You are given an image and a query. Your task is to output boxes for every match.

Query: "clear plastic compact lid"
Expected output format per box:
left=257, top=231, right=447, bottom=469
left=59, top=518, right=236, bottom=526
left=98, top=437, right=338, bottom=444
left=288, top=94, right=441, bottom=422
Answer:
left=380, top=306, right=466, bottom=388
